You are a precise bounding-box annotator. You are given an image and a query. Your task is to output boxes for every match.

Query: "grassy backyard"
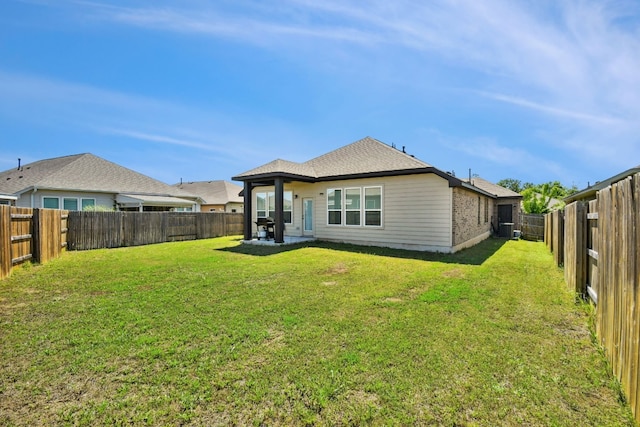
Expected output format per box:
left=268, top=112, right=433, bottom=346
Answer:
left=0, top=236, right=636, bottom=426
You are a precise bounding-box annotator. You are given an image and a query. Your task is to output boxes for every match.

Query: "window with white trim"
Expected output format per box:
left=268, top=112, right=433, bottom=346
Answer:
left=256, top=191, right=293, bottom=223
left=43, top=197, right=59, bottom=209
left=327, top=186, right=382, bottom=227
left=82, top=198, right=95, bottom=210
left=327, top=189, right=342, bottom=225
left=64, top=198, right=78, bottom=211
left=345, top=188, right=361, bottom=226
left=364, top=186, right=382, bottom=226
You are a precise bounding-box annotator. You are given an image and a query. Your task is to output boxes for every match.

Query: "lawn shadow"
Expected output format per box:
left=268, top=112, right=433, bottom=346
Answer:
left=218, top=236, right=509, bottom=265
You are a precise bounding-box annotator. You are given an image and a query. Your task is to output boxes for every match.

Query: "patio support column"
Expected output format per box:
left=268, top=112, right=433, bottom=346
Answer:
left=243, top=181, right=253, bottom=241
left=274, top=177, right=284, bottom=243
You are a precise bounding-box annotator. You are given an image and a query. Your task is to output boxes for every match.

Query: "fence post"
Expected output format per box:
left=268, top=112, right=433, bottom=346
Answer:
left=32, top=208, right=41, bottom=263
left=564, top=202, right=587, bottom=296
left=552, top=210, right=564, bottom=267
left=0, top=206, right=11, bottom=279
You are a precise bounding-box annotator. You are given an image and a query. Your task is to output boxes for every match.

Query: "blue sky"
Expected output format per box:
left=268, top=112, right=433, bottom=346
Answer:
left=1, top=0, right=639, bottom=189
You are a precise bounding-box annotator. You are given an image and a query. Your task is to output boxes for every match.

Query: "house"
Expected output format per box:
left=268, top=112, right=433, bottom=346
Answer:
left=232, top=136, right=520, bottom=252
left=564, top=164, right=640, bottom=203
left=0, top=154, right=201, bottom=211
left=0, top=194, right=17, bottom=206
left=173, top=180, right=244, bottom=213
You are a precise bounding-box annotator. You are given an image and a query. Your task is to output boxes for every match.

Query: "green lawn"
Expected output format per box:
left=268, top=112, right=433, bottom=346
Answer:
left=0, top=237, right=635, bottom=426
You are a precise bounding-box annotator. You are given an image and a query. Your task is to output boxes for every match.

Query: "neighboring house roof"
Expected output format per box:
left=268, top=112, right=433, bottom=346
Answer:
left=564, top=164, right=640, bottom=203
left=462, top=177, right=523, bottom=199
left=0, top=153, right=199, bottom=201
left=116, top=194, right=198, bottom=207
left=233, top=136, right=499, bottom=197
left=173, top=180, right=243, bottom=205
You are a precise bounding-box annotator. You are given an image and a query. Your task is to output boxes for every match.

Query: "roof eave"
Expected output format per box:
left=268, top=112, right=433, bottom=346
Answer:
left=231, top=172, right=316, bottom=183
left=565, top=166, right=640, bottom=203
left=458, top=182, right=498, bottom=199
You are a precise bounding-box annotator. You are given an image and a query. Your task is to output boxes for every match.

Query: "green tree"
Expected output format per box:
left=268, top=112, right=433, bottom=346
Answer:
left=497, top=178, right=522, bottom=193
left=521, top=182, right=566, bottom=214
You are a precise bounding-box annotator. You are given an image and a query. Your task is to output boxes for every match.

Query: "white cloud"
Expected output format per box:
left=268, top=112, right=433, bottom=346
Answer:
left=7, top=0, right=640, bottom=182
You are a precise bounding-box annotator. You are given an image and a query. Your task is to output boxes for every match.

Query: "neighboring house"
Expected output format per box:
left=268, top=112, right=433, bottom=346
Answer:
left=0, top=154, right=201, bottom=212
left=564, top=164, right=640, bottom=203
left=232, top=136, right=519, bottom=252
left=462, top=177, right=523, bottom=235
left=0, top=194, right=17, bottom=206
left=173, top=180, right=244, bottom=213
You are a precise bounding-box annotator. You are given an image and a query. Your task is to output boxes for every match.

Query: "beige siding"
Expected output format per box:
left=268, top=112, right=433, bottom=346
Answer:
left=284, top=174, right=453, bottom=252
left=202, top=204, right=223, bottom=212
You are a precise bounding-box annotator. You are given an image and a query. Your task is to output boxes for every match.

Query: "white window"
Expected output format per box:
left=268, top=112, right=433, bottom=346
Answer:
left=345, top=188, right=361, bottom=226
left=364, top=187, right=382, bottom=226
left=82, top=199, right=95, bottom=210
left=64, top=198, right=78, bottom=211
left=43, top=197, right=59, bottom=209
left=327, top=189, right=342, bottom=225
left=256, top=191, right=292, bottom=223
left=328, top=186, right=382, bottom=227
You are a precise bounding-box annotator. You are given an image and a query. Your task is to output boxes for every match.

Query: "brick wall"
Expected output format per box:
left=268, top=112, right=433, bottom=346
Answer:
left=452, top=187, right=493, bottom=246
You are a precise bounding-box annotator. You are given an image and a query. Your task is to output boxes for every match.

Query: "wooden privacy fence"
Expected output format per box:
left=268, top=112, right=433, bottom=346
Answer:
left=544, top=209, right=564, bottom=267
left=546, top=172, right=640, bottom=421
left=67, top=211, right=244, bottom=250
left=1, top=209, right=243, bottom=279
left=519, top=213, right=545, bottom=241
left=0, top=206, right=68, bottom=280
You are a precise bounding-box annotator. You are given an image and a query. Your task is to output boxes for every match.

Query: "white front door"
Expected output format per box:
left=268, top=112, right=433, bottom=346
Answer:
left=303, top=198, right=314, bottom=236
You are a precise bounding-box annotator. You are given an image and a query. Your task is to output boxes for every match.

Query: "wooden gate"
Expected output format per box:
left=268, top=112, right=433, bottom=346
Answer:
left=0, top=206, right=68, bottom=279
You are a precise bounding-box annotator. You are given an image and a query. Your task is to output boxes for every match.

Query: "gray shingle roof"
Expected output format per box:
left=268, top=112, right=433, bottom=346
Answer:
left=564, top=164, right=640, bottom=203
left=174, top=180, right=243, bottom=205
left=0, top=153, right=197, bottom=199
left=463, top=177, right=522, bottom=198
left=234, top=159, right=318, bottom=179
left=233, top=136, right=431, bottom=180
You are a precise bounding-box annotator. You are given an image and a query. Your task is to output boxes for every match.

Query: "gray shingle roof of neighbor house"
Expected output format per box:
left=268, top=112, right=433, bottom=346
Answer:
left=564, top=164, right=640, bottom=203
left=462, top=177, right=523, bottom=198
left=173, top=180, right=243, bottom=205
left=0, top=153, right=199, bottom=200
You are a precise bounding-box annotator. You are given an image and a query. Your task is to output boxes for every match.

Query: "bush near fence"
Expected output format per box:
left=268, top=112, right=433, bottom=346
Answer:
left=545, top=172, right=640, bottom=422
left=1, top=209, right=243, bottom=278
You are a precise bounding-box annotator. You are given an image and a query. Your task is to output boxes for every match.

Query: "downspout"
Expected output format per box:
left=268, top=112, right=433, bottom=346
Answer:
left=31, top=186, right=38, bottom=208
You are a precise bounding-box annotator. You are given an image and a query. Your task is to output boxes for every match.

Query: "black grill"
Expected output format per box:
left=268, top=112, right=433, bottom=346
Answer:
left=255, top=217, right=275, bottom=240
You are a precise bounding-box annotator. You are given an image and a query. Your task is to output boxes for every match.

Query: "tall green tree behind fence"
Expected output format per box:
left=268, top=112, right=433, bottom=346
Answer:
left=545, top=172, right=640, bottom=421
